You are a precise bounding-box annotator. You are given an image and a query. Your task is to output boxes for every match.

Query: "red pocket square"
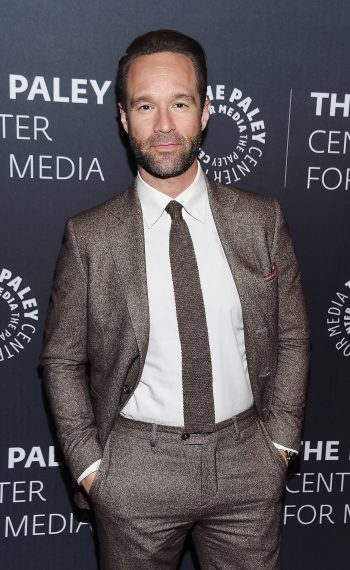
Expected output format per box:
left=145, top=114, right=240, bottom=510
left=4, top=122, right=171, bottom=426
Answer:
left=263, top=263, right=277, bottom=281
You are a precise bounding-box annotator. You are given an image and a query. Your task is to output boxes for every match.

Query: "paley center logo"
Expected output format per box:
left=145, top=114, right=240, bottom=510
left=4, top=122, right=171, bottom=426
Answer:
left=0, top=268, right=38, bottom=362
left=199, top=85, right=266, bottom=184
left=9, top=75, right=111, bottom=104
left=327, top=279, right=350, bottom=357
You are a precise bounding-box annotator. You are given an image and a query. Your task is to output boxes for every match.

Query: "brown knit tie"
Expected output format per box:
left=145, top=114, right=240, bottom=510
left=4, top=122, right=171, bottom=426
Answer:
left=165, top=200, right=215, bottom=433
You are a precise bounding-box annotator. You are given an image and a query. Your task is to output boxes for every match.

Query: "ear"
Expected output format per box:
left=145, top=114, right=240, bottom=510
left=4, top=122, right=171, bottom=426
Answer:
left=118, top=103, right=129, bottom=134
left=200, top=98, right=210, bottom=131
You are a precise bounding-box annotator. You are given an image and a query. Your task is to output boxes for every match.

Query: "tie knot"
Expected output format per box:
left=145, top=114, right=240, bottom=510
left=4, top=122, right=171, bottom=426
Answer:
left=165, top=200, right=183, bottom=220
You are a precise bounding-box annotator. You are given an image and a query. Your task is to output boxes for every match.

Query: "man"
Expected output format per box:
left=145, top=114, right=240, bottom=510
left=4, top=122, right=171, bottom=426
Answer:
left=41, top=30, right=310, bottom=570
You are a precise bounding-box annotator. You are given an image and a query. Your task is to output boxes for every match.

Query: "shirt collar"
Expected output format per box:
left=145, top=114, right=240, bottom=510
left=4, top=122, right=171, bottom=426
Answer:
left=136, top=162, right=208, bottom=229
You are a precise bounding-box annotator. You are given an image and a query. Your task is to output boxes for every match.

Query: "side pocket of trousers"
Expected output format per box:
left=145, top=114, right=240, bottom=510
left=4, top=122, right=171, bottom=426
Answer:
left=89, top=430, right=114, bottom=502
left=256, top=417, right=288, bottom=476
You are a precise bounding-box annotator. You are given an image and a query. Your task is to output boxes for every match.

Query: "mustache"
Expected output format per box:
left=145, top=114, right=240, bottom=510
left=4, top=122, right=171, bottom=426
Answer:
left=148, top=134, right=185, bottom=146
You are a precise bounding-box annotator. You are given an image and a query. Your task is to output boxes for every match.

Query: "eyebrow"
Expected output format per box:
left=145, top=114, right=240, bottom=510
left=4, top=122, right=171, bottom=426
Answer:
left=129, top=93, right=196, bottom=108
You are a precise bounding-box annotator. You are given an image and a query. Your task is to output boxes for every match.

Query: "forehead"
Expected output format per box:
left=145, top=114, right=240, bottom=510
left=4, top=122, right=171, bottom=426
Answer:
left=126, top=52, right=198, bottom=98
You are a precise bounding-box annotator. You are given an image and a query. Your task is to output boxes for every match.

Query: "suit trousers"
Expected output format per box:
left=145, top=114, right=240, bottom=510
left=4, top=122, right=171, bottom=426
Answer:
left=89, top=407, right=287, bottom=570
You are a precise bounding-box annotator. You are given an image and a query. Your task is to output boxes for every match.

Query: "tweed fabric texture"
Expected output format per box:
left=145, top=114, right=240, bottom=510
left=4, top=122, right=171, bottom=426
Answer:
left=90, top=407, right=286, bottom=569
left=165, top=200, right=215, bottom=433
left=40, top=174, right=310, bottom=511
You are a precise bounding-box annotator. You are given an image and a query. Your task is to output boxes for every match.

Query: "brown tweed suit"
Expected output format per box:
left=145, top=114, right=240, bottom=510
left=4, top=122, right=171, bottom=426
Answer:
left=40, top=175, right=310, bottom=568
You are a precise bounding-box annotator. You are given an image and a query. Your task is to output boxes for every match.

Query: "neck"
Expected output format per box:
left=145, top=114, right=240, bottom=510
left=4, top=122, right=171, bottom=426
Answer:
left=138, top=160, right=198, bottom=198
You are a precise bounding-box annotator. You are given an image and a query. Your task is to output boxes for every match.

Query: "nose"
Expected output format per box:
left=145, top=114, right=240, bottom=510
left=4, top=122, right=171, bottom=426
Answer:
left=154, top=106, right=175, bottom=133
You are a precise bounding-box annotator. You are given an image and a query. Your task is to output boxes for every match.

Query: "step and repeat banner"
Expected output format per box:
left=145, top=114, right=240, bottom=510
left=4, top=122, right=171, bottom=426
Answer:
left=0, top=1, right=349, bottom=568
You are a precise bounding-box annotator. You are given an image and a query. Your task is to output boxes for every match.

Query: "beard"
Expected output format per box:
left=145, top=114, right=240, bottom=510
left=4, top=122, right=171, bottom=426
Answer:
left=129, top=129, right=202, bottom=179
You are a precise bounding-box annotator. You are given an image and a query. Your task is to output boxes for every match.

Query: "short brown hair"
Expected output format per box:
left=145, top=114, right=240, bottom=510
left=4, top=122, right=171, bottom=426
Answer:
left=116, top=29, right=207, bottom=110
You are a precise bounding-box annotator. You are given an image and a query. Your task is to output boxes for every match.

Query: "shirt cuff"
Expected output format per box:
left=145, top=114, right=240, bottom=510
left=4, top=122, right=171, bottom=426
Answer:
left=77, top=459, right=102, bottom=485
left=273, top=442, right=298, bottom=454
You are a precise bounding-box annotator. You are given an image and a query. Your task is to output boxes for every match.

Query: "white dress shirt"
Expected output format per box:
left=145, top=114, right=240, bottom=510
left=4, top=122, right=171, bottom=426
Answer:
left=121, top=163, right=254, bottom=425
left=78, top=163, right=292, bottom=484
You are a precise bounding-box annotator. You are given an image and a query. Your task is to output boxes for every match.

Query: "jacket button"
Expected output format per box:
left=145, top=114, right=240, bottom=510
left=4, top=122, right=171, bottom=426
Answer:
left=122, top=385, right=131, bottom=394
left=181, top=433, right=190, bottom=440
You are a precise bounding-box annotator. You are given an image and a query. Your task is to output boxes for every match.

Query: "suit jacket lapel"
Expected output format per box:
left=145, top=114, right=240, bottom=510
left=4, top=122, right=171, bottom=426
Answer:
left=105, top=183, right=149, bottom=376
left=206, top=176, right=260, bottom=386
left=206, top=176, right=250, bottom=307
left=104, top=175, right=262, bottom=394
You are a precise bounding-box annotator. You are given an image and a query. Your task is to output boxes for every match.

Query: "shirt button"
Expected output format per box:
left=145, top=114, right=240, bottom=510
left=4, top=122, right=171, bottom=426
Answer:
left=181, top=433, right=190, bottom=440
left=122, top=385, right=131, bottom=394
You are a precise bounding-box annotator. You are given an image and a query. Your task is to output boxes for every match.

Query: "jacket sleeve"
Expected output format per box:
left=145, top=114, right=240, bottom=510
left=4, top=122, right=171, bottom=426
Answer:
left=264, top=200, right=310, bottom=451
left=40, top=218, right=103, bottom=482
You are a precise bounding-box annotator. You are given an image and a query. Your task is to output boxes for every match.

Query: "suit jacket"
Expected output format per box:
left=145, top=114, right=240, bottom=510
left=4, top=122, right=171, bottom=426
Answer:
left=40, top=176, right=310, bottom=496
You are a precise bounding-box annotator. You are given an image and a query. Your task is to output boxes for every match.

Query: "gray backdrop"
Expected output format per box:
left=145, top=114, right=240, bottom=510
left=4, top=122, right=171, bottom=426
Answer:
left=1, top=1, right=349, bottom=568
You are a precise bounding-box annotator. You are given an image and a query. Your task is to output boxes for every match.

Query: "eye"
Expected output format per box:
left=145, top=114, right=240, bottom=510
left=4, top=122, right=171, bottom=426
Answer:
left=138, top=104, right=152, bottom=112
left=174, top=102, right=189, bottom=109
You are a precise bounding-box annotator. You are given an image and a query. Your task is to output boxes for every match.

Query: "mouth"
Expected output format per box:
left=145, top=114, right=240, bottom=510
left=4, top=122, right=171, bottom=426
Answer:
left=153, top=143, right=179, bottom=152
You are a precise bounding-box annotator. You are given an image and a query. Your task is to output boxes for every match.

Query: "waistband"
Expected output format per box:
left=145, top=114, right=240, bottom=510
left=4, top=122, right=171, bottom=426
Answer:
left=115, top=406, right=257, bottom=441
